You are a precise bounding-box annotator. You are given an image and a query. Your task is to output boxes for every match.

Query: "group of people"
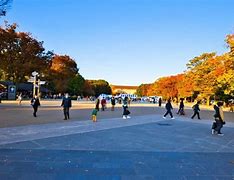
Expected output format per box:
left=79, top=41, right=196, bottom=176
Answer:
left=162, top=99, right=225, bottom=136
left=30, top=93, right=72, bottom=120
left=30, top=94, right=226, bottom=136
left=92, top=96, right=130, bottom=122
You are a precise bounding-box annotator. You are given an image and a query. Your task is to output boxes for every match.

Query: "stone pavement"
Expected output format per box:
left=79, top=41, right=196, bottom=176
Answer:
left=0, top=114, right=234, bottom=179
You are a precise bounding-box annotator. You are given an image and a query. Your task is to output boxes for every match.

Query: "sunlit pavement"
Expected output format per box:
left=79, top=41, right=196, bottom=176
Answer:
left=0, top=113, right=234, bottom=179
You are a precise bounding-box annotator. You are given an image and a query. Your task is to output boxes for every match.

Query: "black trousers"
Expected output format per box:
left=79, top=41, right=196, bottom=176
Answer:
left=123, top=106, right=128, bottom=116
left=177, top=107, right=185, bottom=115
left=164, top=110, right=173, bottom=118
left=33, top=106, right=38, bottom=117
left=96, top=105, right=99, bottom=111
left=191, top=111, right=200, bottom=119
left=63, top=107, right=70, bottom=119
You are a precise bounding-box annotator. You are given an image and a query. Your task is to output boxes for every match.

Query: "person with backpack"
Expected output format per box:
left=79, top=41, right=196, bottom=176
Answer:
left=191, top=101, right=201, bottom=119
left=163, top=99, right=174, bottom=119
left=212, top=101, right=225, bottom=136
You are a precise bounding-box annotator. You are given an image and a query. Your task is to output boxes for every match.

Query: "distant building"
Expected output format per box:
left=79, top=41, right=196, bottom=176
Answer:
left=110, top=85, right=138, bottom=95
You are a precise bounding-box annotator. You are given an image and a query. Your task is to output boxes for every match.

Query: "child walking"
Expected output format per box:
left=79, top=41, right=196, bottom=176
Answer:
left=92, top=108, right=98, bottom=122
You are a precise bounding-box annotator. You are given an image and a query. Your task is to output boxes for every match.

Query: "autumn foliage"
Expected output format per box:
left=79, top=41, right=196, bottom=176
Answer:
left=137, top=34, right=234, bottom=103
left=0, top=22, right=111, bottom=96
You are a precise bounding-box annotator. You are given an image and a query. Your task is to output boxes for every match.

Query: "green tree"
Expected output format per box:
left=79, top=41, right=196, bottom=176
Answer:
left=88, top=80, right=112, bottom=97
left=67, top=74, right=85, bottom=95
left=83, top=80, right=95, bottom=97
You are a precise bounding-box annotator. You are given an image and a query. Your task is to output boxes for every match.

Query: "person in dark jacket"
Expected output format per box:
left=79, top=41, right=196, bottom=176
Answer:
left=111, top=96, right=116, bottom=111
left=212, top=102, right=225, bottom=136
left=163, top=99, right=174, bottom=119
left=61, top=93, right=72, bottom=120
left=95, top=98, right=100, bottom=111
left=177, top=99, right=185, bottom=115
left=31, top=95, right=40, bottom=117
left=191, top=101, right=201, bottom=119
left=158, top=97, right=162, bottom=107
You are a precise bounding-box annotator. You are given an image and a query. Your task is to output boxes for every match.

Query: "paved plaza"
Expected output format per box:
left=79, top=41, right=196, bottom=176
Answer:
left=0, top=101, right=234, bottom=179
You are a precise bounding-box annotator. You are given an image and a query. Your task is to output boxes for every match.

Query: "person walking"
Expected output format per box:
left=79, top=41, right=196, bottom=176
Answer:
left=163, top=99, right=174, bottom=119
left=158, top=97, right=162, bottom=107
left=101, top=97, right=107, bottom=111
left=191, top=101, right=201, bottom=119
left=111, top=96, right=116, bottom=111
left=91, top=108, right=98, bottom=122
left=212, top=102, right=225, bottom=136
left=31, top=95, right=40, bottom=117
left=18, top=93, right=22, bottom=105
left=95, top=98, right=100, bottom=111
left=177, top=98, right=185, bottom=115
left=61, top=93, right=72, bottom=120
left=122, top=96, right=131, bottom=119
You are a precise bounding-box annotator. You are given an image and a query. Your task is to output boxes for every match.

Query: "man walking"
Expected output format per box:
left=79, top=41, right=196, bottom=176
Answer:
left=61, top=93, right=72, bottom=120
left=163, top=99, right=174, bottom=119
left=191, top=101, right=201, bottom=119
left=31, top=95, right=40, bottom=117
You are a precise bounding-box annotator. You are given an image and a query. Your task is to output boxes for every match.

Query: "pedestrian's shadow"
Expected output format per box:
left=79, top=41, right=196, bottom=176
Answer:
left=156, top=122, right=172, bottom=126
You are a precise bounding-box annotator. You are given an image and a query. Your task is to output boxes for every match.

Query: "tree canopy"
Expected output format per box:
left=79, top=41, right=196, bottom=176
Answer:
left=136, top=33, right=234, bottom=103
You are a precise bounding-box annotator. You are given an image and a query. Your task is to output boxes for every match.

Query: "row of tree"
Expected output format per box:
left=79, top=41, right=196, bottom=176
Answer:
left=0, top=22, right=112, bottom=96
left=136, top=34, right=234, bottom=104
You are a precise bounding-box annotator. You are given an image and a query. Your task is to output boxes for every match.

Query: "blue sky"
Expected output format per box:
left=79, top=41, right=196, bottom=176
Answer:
left=1, top=0, right=234, bottom=85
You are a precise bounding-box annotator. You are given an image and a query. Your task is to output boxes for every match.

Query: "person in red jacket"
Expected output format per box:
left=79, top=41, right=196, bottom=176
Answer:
left=101, top=97, right=107, bottom=111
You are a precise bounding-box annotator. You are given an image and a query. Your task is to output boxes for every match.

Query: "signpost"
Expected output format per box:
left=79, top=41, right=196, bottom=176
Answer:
left=27, top=71, right=45, bottom=97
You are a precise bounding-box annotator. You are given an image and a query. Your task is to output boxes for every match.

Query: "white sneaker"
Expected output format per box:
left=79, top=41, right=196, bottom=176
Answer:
left=123, top=116, right=127, bottom=119
left=217, top=133, right=224, bottom=136
left=211, top=129, right=215, bottom=135
left=127, top=116, right=131, bottom=119
left=163, top=116, right=166, bottom=119
left=171, top=117, right=175, bottom=119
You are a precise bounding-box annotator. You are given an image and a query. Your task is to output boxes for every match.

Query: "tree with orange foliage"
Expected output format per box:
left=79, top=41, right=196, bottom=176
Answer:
left=136, top=84, right=152, bottom=96
left=50, top=55, right=78, bottom=93
left=151, top=74, right=183, bottom=100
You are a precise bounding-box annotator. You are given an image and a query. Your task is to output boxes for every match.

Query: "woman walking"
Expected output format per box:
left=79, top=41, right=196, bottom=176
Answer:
left=122, top=97, right=131, bottom=119
left=212, top=102, right=225, bottom=136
